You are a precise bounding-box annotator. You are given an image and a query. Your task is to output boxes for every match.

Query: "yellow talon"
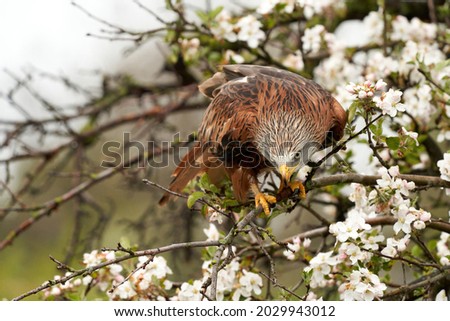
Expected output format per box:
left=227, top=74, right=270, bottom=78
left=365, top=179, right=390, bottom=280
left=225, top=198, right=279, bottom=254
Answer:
left=289, top=181, right=306, bottom=199
left=255, top=193, right=277, bottom=215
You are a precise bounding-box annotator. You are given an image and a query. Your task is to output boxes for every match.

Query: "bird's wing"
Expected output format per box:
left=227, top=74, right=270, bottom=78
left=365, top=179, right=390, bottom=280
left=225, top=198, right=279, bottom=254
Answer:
left=198, top=72, right=260, bottom=146
left=199, top=64, right=347, bottom=147
left=218, top=65, right=347, bottom=144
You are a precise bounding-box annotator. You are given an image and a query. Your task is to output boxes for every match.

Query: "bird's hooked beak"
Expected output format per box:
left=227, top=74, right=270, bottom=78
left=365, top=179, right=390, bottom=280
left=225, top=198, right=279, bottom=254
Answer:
left=278, top=164, right=296, bottom=190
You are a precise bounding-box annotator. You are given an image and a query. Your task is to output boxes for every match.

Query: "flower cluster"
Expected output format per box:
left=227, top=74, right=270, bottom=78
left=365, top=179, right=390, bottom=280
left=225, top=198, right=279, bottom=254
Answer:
left=172, top=224, right=263, bottom=301
left=302, top=25, right=328, bottom=54
left=123, top=256, right=173, bottom=300
left=211, top=11, right=265, bottom=48
left=362, top=10, right=384, bottom=44
left=283, top=236, right=311, bottom=260
left=437, top=153, right=450, bottom=182
left=345, top=79, right=386, bottom=100
left=83, top=250, right=124, bottom=292
left=42, top=273, right=82, bottom=299
left=391, top=16, right=437, bottom=43
left=179, top=38, right=200, bottom=62
left=372, top=89, right=406, bottom=117
left=437, top=232, right=450, bottom=266
left=373, top=166, right=416, bottom=210
left=346, top=79, right=406, bottom=117
left=305, top=161, right=436, bottom=300
left=392, top=204, right=431, bottom=234
left=338, top=268, right=387, bottom=301
left=303, top=251, right=338, bottom=288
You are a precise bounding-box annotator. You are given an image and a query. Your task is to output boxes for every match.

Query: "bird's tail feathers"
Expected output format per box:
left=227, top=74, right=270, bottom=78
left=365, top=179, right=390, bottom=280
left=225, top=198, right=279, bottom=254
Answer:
left=158, top=143, right=219, bottom=205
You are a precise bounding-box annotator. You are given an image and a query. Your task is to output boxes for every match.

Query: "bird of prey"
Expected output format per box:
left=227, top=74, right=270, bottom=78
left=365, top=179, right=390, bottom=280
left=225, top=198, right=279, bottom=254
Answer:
left=159, top=65, right=346, bottom=214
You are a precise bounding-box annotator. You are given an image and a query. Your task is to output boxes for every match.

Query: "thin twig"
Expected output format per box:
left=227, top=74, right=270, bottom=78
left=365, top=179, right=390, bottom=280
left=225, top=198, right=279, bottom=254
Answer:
left=108, top=255, right=154, bottom=294
left=259, top=271, right=303, bottom=300
left=382, top=266, right=450, bottom=300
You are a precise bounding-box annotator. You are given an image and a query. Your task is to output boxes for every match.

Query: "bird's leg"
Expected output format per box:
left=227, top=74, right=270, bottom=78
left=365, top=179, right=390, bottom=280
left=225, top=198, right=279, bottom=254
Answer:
left=251, top=183, right=277, bottom=215
left=278, top=179, right=306, bottom=199
left=288, top=180, right=306, bottom=199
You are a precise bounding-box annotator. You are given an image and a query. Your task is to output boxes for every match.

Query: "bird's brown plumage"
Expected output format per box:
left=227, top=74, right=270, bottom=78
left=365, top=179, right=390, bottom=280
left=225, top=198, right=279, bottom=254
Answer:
left=159, top=65, right=346, bottom=205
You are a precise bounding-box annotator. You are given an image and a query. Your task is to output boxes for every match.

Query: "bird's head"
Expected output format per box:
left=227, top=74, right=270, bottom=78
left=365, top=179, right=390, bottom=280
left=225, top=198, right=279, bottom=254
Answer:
left=254, top=114, right=321, bottom=189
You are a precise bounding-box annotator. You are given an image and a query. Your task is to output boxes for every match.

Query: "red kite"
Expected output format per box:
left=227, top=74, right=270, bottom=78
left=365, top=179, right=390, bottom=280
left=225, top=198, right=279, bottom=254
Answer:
left=159, top=65, right=346, bottom=214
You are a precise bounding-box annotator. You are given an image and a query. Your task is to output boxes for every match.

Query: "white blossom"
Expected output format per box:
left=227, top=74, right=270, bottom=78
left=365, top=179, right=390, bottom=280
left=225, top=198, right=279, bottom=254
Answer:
left=283, top=237, right=301, bottom=260
left=137, top=256, right=173, bottom=280
left=399, top=41, right=445, bottom=82
left=329, top=208, right=371, bottom=244
left=180, top=38, right=200, bottom=61
left=113, top=281, right=137, bottom=300
left=349, top=183, right=368, bottom=210
left=436, top=289, right=448, bottom=301
left=392, top=16, right=437, bottom=43
left=399, top=127, right=419, bottom=146
left=381, top=242, right=397, bottom=258
left=211, top=10, right=237, bottom=43
left=283, top=50, right=304, bottom=71
left=361, top=233, right=385, bottom=251
left=362, top=50, right=399, bottom=81
left=329, top=221, right=358, bottom=243
left=343, top=243, right=366, bottom=264
left=203, top=223, right=220, bottom=241
left=339, top=268, right=386, bottom=301
left=392, top=204, right=417, bottom=234
left=437, top=153, right=450, bottom=182
left=314, top=52, right=363, bottom=91
left=413, top=220, right=426, bottom=230
left=305, top=251, right=339, bottom=288
left=236, top=15, right=265, bottom=48
left=177, top=280, right=204, bottom=301
left=305, top=291, right=323, bottom=301
left=382, top=235, right=411, bottom=258
left=437, top=232, right=450, bottom=266
left=302, top=25, right=325, bottom=54
left=402, top=85, right=435, bottom=126
left=224, top=50, right=244, bottom=64
left=376, top=166, right=415, bottom=197
left=362, top=11, right=384, bottom=44
left=238, top=270, right=263, bottom=296
left=373, top=88, right=406, bottom=117
left=83, top=250, right=101, bottom=267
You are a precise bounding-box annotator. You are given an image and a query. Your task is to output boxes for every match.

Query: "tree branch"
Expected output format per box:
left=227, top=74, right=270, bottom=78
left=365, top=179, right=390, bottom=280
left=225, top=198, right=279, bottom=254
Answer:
left=309, top=173, right=450, bottom=190
left=13, top=239, right=220, bottom=301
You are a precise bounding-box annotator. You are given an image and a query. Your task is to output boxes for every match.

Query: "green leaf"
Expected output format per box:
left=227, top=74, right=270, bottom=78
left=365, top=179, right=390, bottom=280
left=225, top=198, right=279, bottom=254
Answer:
left=386, top=136, right=400, bottom=150
left=302, top=269, right=313, bottom=285
left=119, top=237, right=131, bottom=250
left=199, top=173, right=211, bottom=189
left=195, top=10, right=209, bottom=24
left=370, top=118, right=383, bottom=137
left=187, top=191, right=205, bottom=208
left=209, top=6, right=223, bottom=20
left=201, top=204, right=209, bottom=216
left=427, top=239, right=438, bottom=251
left=222, top=199, right=240, bottom=208
left=411, top=245, right=423, bottom=258
left=347, top=102, right=357, bottom=123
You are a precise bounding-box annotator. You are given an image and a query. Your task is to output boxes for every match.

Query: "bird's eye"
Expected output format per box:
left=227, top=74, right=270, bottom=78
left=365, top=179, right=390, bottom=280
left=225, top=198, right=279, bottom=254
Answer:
left=294, top=152, right=301, bottom=160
